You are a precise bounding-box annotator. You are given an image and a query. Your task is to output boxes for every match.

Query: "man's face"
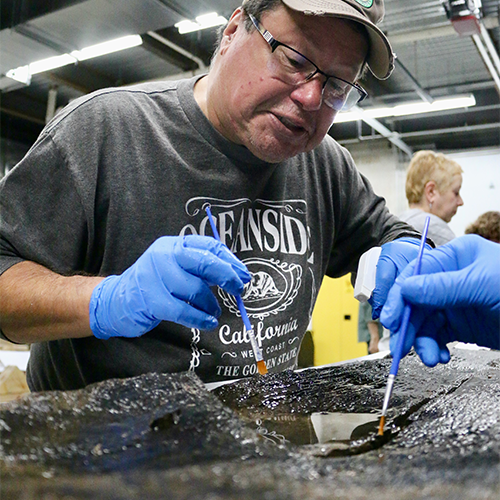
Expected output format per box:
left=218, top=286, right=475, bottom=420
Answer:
left=432, top=174, right=464, bottom=223
left=204, top=6, right=368, bottom=163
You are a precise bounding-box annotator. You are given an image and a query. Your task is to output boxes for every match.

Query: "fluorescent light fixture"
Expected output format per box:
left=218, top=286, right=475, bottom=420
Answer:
left=6, top=65, right=31, bottom=84
left=175, top=12, right=227, bottom=34
left=5, top=34, right=142, bottom=85
left=71, top=35, right=142, bottom=61
left=7, top=54, right=77, bottom=83
left=30, top=54, right=78, bottom=74
left=335, top=95, right=476, bottom=123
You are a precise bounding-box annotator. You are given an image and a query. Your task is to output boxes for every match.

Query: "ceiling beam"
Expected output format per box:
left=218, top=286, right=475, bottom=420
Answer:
left=389, top=25, right=457, bottom=45
left=45, top=73, right=91, bottom=94
left=399, top=122, right=500, bottom=139
left=0, top=106, right=45, bottom=125
left=141, top=34, right=199, bottom=72
left=339, top=122, right=500, bottom=147
left=394, top=59, right=433, bottom=103
left=1, top=0, right=89, bottom=30
left=146, top=31, right=207, bottom=70
left=387, top=14, right=499, bottom=44
left=472, top=34, right=500, bottom=95
left=347, top=106, right=413, bottom=157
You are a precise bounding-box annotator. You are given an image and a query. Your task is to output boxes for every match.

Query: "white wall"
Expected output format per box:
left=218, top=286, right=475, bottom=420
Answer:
left=447, top=149, right=500, bottom=237
left=346, top=141, right=408, bottom=215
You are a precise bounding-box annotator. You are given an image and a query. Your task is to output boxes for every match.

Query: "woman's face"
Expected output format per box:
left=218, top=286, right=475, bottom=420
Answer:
left=431, top=174, right=464, bottom=223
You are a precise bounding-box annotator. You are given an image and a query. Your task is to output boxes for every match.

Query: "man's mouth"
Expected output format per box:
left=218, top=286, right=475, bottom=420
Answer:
left=276, top=114, right=308, bottom=135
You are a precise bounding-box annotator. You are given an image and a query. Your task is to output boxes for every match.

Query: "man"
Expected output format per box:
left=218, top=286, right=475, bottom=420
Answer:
left=0, top=0, right=428, bottom=392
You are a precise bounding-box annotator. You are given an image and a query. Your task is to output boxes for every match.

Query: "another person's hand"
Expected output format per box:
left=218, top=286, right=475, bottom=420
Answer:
left=380, top=235, right=500, bottom=367
left=368, top=336, right=379, bottom=354
left=367, top=321, right=380, bottom=354
left=370, top=237, right=432, bottom=318
left=89, top=235, right=252, bottom=339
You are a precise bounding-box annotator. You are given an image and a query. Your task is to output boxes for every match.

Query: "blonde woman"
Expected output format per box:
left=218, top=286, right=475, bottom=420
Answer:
left=399, top=150, right=464, bottom=247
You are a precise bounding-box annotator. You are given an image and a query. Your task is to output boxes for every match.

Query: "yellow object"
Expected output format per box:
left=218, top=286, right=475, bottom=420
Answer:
left=311, top=274, right=368, bottom=365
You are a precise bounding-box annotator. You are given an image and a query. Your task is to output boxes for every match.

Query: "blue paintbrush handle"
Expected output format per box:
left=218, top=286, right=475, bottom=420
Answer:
left=389, top=304, right=411, bottom=376
left=236, top=295, right=252, bottom=331
left=388, top=216, right=431, bottom=377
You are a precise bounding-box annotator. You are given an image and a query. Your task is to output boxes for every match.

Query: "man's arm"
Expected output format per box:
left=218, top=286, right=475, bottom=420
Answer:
left=0, top=236, right=252, bottom=344
left=0, top=261, right=102, bottom=344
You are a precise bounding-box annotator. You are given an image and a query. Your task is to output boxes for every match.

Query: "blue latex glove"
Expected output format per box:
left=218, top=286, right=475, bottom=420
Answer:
left=370, top=237, right=432, bottom=319
left=89, top=235, right=252, bottom=339
left=380, top=235, right=500, bottom=367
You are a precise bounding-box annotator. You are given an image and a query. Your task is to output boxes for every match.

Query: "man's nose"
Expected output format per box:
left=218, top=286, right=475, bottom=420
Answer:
left=290, top=77, right=325, bottom=111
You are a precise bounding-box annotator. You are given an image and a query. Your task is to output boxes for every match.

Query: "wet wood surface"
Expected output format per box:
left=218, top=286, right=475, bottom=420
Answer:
left=1, top=346, right=499, bottom=499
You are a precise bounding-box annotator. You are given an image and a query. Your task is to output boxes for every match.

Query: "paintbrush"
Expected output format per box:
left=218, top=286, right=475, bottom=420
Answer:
left=378, top=215, right=430, bottom=436
left=205, top=206, right=268, bottom=375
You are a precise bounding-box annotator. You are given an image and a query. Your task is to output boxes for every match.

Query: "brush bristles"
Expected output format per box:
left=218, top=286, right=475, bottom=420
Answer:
left=257, top=360, right=268, bottom=375
left=377, top=416, right=385, bottom=436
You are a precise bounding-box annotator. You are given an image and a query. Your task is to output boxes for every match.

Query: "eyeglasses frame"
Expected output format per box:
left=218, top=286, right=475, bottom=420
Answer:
left=247, top=12, right=368, bottom=110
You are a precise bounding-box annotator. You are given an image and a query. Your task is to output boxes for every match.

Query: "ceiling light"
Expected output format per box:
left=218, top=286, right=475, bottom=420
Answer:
left=175, top=12, right=227, bottom=34
left=334, top=95, right=476, bottom=123
left=71, top=35, right=142, bottom=61
left=7, top=53, right=78, bottom=84
left=29, top=54, right=78, bottom=75
left=5, top=34, right=143, bottom=85
left=6, top=65, right=31, bottom=85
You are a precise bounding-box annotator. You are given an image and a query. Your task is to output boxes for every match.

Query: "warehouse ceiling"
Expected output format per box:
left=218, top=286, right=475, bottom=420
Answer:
left=1, top=0, right=499, bottom=160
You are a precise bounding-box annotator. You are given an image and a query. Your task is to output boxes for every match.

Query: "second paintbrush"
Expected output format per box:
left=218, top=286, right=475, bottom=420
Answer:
left=378, top=215, right=431, bottom=435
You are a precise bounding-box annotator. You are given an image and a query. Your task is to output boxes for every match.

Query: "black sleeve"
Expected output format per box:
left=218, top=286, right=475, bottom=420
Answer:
left=325, top=147, right=423, bottom=279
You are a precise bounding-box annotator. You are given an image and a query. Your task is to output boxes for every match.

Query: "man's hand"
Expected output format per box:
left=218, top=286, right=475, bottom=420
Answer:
left=380, top=235, right=500, bottom=367
left=370, top=237, right=432, bottom=318
left=89, top=235, right=251, bottom=339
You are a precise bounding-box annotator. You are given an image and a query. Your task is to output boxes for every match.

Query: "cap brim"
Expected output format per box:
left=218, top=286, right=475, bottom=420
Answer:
left=282, top=0, right=395, bottom=79
left=363, top=23, right=394, bottom=80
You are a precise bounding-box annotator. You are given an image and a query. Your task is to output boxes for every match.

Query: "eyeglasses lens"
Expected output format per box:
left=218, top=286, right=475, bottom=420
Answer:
left=269, top=45, right=362, bottom=111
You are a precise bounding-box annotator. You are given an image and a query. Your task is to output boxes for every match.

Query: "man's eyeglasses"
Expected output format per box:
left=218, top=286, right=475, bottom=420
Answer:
left=248, top=13, right=367, bottom=111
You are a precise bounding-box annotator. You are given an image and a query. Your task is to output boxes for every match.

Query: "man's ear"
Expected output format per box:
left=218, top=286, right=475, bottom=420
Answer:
left=219, top=7, right=244, bottom=53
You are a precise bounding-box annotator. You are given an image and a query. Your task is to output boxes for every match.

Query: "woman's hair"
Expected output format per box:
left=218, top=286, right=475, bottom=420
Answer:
left=465, top=211, right=500, bottom=243
left=405, top=150, right=463, bottom=204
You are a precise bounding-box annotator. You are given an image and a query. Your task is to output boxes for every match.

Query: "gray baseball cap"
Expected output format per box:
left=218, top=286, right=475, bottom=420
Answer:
left=253, top=0, right=395, bottom=79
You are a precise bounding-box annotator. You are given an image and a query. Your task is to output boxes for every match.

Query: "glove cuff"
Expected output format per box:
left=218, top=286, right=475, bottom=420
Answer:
left=89, top=274, right=161, bottom=339
left=89, top=276, right=118, bottom=340
left=395, top=236, right=434, bottom=250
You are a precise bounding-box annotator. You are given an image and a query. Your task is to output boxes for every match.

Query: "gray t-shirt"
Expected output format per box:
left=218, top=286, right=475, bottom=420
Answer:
left=399, top=208, right=455, bottom=247
left=0, top=77, right=419, bottom=391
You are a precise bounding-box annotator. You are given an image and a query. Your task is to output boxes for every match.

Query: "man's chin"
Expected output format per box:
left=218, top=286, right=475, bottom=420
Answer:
left=247, top=137, right=315, bottom=163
